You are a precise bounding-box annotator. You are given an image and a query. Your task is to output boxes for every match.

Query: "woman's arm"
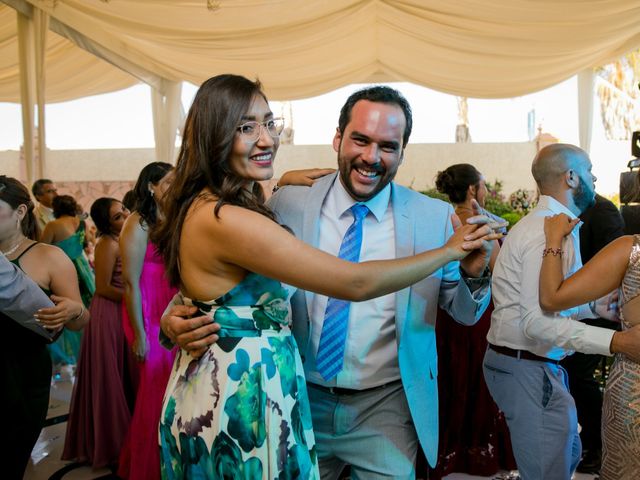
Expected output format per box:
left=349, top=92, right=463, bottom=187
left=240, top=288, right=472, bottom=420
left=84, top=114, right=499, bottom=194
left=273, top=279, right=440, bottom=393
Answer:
left=36, top=245, right=89, bottom=330
left=119, top=213, right=149, bottom=361
left=94, top=237, right=123, bottom=301
left=181, top=201, right=496, bottom=301
left=539, top=214, right=632, bottom=311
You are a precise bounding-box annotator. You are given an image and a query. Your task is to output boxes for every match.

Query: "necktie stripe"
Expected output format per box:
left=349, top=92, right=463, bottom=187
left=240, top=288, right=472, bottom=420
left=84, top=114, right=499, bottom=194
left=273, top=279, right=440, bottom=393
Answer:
left=316, top=203, right=369, bottom=381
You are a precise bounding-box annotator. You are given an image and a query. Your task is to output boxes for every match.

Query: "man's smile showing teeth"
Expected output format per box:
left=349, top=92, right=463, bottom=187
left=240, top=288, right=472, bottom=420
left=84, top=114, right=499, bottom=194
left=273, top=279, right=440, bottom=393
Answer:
left=355, top=167, right=379, bottom=178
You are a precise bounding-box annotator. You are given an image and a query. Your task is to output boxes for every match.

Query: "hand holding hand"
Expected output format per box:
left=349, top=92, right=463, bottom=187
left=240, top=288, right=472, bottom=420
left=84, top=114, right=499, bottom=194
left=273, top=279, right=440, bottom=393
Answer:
left=161, top=305, right=221, bottom=359
left=457, top=200, right=504, bottom=276
left=544, top=214, right=580, bottom=245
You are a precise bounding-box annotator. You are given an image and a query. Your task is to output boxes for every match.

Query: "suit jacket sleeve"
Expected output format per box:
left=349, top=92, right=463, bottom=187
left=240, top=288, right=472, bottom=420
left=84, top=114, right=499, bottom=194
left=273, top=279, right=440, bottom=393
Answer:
left=436, top=204, right=491, bottom=325
left=0, top=254, right=55, bottom=339
left=580, top=199, right=625, bottom=263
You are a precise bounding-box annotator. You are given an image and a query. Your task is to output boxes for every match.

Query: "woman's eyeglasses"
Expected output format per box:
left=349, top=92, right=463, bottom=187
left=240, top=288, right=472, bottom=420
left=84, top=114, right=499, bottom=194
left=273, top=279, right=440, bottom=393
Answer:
left=236, top=118, right=285, bottom=143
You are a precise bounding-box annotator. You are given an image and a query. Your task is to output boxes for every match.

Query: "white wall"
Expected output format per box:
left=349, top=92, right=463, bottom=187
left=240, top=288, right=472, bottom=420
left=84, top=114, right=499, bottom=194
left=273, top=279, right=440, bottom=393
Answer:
left=0, top=140, right=628, bottom=196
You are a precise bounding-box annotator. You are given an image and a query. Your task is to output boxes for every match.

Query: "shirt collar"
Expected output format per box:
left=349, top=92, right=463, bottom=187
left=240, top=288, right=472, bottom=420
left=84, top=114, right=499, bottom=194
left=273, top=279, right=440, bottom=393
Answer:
left=331, top=176, right=391, bottom=223
left=537, top=195, right=578, bottom=219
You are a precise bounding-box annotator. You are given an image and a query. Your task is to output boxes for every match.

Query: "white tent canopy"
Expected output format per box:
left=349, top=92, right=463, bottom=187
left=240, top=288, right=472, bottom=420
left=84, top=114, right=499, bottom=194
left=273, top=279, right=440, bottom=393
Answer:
left=1, top=0, right=640, bottom=181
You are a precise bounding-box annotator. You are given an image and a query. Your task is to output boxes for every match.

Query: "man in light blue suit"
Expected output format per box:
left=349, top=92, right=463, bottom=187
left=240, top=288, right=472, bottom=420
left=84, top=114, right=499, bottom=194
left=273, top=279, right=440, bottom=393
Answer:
left=162, top=86, right=493, bottom=479
left=268, top=87, right=492, bottom=478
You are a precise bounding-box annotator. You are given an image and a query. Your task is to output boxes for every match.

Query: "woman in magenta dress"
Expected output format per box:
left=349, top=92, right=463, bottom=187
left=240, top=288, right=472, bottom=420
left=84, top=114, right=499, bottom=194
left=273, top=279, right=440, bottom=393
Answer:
left=62, top=197, right=138, bottom=469
left=118, top=162, right=177, bottom=480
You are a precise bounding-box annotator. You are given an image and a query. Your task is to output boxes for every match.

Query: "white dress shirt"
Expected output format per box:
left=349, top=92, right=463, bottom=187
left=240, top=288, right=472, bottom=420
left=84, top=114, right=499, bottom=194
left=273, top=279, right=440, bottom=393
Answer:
left=305, top=177, right=400, bottom=389
left=488, top=195, right=615, bottom=360
left=34, top=204, right=55, bottom=234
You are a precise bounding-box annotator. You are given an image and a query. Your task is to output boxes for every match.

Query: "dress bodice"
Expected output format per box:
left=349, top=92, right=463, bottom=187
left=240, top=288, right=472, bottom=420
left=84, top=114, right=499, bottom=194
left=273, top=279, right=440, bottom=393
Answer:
left=55, top=222, right=86, bottom=261
left=110, top=256, right=123, bottom=290
left=620, top=234, right=640, bottom=330
left=185, top=272, right=293, bottom=336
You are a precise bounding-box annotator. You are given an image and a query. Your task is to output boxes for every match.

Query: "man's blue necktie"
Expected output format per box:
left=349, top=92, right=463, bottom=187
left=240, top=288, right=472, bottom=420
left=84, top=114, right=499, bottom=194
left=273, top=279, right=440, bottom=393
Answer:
left=316, top=203, right=369, bottom=380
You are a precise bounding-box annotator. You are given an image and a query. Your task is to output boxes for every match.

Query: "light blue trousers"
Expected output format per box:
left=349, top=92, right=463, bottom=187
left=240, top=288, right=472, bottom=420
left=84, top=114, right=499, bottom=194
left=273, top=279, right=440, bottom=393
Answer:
left=483, top=347, right=581, bottom=480
left=307, top=381, right=418, bottom=480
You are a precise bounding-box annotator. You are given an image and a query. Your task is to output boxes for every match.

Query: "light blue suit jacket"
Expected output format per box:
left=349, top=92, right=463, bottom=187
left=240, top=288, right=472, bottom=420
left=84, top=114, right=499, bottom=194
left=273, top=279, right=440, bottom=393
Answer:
left=267, top=172, right=490, bottom=467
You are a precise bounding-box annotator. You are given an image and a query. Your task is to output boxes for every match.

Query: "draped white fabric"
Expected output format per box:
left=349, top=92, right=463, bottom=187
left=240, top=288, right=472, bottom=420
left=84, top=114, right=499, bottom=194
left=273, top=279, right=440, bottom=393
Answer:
left=1, top=0, right=640, bottom=103
left=577, top=69, right=595, bottom=153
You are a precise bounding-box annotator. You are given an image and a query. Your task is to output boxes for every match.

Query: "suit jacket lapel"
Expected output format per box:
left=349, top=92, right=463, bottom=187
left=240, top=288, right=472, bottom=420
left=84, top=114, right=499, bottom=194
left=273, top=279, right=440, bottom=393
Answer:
left=302, top=172, right=337, bottom=315
left=392, top=184, right=414, bottom=337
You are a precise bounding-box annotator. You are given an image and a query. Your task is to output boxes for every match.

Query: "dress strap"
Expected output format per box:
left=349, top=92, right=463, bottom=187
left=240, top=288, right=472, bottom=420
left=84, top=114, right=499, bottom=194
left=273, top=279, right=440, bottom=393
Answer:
left=12, top=241, right=39, bottom=264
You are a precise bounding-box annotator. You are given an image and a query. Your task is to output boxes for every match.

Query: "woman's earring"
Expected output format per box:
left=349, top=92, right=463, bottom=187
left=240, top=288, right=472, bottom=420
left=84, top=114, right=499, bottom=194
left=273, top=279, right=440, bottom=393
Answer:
left=150, top=190, right=154, bottom=197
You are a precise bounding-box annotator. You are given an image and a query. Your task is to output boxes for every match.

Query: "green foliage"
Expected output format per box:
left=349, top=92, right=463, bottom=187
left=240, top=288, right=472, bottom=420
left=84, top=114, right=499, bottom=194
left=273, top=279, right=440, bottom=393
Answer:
left=484, top=180, right=514, bottom=217
left=420, top=188, right=451, bottom=203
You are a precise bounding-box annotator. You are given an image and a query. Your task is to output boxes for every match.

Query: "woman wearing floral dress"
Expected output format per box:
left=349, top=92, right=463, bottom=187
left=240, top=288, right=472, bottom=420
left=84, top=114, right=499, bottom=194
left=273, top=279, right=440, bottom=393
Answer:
left=153, top=74, right=497, bottom=479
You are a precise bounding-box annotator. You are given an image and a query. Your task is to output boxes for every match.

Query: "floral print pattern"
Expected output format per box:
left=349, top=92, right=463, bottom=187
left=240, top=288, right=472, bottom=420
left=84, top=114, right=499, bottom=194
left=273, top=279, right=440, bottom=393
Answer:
left=160, top=273, right=318, bottom=479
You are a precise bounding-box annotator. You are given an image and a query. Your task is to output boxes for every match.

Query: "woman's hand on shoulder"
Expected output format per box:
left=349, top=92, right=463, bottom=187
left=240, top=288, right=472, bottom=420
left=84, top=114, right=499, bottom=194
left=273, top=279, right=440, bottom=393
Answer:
left=544, top=214, right=579, bottom=245
left=277, top=168, right=335, bottom=188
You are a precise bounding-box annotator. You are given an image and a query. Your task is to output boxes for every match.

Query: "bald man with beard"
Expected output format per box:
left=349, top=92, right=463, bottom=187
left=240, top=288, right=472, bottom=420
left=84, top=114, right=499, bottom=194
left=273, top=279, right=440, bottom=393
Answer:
left=483, top=143, right=640, bottom=480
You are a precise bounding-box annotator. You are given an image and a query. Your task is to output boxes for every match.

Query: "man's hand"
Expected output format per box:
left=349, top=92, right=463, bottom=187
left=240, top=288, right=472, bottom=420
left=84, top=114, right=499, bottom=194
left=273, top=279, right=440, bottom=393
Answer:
left=161, top=305, right=221, bottom=359
left=35, top=295, right=85, bottom=330
left=457, top=200, right=505, bottom=277
left=611, top=324, right=640, bottom=363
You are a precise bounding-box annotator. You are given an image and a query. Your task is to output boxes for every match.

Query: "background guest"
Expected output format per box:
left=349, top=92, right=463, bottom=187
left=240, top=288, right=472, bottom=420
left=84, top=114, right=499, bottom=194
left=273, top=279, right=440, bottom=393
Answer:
left=62, top=197, right=139, bottom=470
left=41, top=195, right=96, bottom=307
left=420, top=163, right=515, bottom=478
left=118, top=162, right=176, bottom=480
left=31, top=178, right=58, bottom=236
left=0, top=175, right=89, bottom=478
left=540, top=211, right=640, bottom=479
left=41, top=194, right=96, bottom=366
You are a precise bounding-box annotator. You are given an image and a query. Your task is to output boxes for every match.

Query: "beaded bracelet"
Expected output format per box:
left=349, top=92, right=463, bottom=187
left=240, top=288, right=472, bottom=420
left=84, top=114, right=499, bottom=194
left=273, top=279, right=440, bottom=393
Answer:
left=542, top=247, right=563, bottom=258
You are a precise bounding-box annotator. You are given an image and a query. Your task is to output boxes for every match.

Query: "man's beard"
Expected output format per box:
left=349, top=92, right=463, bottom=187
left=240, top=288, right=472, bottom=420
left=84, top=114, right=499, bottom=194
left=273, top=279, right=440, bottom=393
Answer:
left=574, top=176, right=596, bottom=213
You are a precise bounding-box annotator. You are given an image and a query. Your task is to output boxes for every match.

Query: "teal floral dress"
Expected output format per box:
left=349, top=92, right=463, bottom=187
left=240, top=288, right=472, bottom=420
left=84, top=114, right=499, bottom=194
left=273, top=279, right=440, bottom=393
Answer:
left=159, top=273, right=319, bottom=480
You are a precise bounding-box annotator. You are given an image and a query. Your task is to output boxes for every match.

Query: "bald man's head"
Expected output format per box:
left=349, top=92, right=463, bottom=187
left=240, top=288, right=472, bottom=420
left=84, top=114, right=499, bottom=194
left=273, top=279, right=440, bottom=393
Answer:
left=531, top=143, right=589, bottom=192
left=531, top=143, right=596, bottom=214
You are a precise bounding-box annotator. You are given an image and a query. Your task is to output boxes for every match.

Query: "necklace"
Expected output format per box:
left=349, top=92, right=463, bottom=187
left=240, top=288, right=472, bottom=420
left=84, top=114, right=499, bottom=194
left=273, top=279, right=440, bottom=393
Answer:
left=1, top=236, right=27, bottom=257
left=455, top=206, right=475, bottom=212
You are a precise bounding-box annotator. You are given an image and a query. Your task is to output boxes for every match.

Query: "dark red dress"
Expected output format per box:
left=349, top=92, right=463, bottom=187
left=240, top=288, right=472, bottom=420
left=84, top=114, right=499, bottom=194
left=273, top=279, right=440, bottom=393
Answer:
left=417, top=303, right=517, bottom=478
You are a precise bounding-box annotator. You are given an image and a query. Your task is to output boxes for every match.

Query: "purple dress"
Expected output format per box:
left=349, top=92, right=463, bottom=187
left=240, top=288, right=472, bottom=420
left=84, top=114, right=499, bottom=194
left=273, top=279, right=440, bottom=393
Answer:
left=118, top=243, right=177, bottom=480
left=62, top=255, right=139, bottom=468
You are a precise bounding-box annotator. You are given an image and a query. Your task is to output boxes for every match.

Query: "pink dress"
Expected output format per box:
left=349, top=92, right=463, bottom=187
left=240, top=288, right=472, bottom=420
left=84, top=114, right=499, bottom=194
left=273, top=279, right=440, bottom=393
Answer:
left=62, top=256, right=139, bottom=468
left=118, top=243, right=177, bottom=480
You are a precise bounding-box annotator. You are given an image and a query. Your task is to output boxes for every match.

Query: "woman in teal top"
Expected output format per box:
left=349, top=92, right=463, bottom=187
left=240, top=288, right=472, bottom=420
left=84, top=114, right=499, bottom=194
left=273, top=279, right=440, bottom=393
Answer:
left=42, top=194, right=96, bottom=364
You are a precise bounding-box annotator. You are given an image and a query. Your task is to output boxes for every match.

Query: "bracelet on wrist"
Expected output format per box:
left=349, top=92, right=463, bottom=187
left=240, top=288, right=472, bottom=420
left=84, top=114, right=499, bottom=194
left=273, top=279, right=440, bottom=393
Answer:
left=542, top=247, right=563, bottom=258
left=71, top=304, right=85, bottom=322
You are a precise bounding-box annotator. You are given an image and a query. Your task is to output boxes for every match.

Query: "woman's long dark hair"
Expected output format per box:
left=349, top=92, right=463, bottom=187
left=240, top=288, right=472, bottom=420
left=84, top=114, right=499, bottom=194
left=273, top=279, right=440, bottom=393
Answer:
left=0, top=175, right=39, bottom=240
left=133, top=161, right=173, bottom=228
left=152, top=74, right=277, bottom=286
